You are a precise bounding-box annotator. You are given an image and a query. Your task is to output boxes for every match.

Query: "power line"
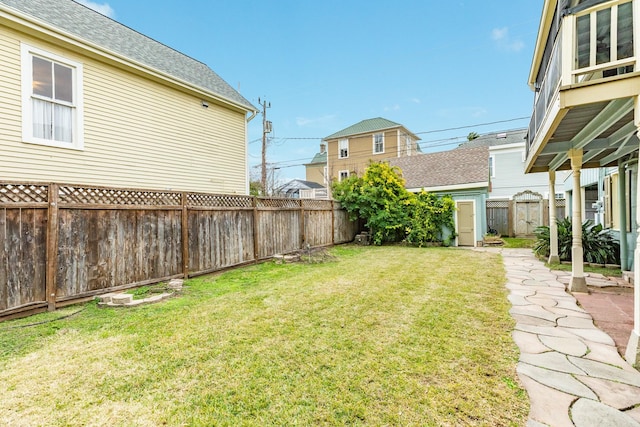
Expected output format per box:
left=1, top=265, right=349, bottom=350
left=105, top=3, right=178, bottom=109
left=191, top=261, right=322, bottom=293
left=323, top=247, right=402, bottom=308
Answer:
left=250, top=115, right=530, bottom=142
left=415, top=116, right=530, bottom=135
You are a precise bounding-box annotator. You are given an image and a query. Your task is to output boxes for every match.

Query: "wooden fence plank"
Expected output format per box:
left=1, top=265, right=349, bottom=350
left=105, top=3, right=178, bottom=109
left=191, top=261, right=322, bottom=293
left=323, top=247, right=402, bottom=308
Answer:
left=0, top=209, right=7, bottom=311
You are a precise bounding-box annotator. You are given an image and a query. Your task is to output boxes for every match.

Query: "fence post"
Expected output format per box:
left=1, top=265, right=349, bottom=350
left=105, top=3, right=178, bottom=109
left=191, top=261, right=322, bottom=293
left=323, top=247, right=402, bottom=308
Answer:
left=299, top=199, right=305, bottom=249
left=252, top=196, right=259, bottom=261
left=45, top=183, right=59, bottom=311
left=331, top=200, right=335, bottom=245
left=181, top=192, right=189, bottom=279
left=508, top=200, right=514, bottom=237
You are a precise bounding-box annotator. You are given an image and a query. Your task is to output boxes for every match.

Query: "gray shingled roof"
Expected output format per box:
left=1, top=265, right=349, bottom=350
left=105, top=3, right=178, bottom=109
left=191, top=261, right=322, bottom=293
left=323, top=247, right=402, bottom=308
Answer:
left=1, top=0, right=255, bottom=111
left=459, top=128, right=527, bottom=148
left=324, top=117, right=411, bottom=140
left=388, top=146, right=489, bottom=190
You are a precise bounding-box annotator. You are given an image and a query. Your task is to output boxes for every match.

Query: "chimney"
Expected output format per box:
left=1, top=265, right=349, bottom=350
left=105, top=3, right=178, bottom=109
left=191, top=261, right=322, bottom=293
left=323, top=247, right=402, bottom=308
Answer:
left=320, top=142, right=326, bottom=154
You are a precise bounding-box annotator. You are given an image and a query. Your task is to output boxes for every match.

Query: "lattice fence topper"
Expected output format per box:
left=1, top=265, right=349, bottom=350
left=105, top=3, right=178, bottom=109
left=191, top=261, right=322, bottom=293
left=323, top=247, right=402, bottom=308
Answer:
left=58, top=185, right=182, bottom=206
left=256, top=198, right=302, bottom=209
left=302, top=199, right=333, bottom=210
left=0, top=183, right=48, bottom=204
left=188, top=193, right=253, bottom=208
left=513, top=190, right=544, bottom=202
left=486, top=199, right=510, bottom=208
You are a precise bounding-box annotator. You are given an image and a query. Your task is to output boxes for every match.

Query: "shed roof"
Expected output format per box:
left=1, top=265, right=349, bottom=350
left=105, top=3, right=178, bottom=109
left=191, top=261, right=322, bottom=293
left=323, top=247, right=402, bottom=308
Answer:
left=388, top=146, right=489, bottom=190
left=0, top=0, right=255, bottom=112
left=324, top=117, right=417, bottom=140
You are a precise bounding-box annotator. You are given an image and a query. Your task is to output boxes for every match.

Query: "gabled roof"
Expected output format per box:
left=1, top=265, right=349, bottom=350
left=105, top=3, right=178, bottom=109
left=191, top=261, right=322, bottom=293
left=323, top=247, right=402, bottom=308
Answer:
left=460, top=128, right=527, bottom=148
left=0, top=0, right=255, bottom=112
left=305, top=151, right=327, bottom=166
left=388, top=146, right=489, bottom=191
left=278, top=179, right=325, bottom=192
left=324, top=117, right=418, bottom=140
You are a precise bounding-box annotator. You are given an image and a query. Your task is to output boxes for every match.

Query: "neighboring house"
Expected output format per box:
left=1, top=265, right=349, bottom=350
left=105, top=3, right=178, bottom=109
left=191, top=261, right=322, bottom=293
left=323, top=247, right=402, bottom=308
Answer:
left=0, top=0, right=257, bottom=194
left=461, top=128, right=569, bottom=200
left=304, top=143, right=328, bottom=187
left=461, top=128, right=571, bottom=236
left=323, top=117, right=420, bottom=182
left=389, top=146, right=490, bottom=247
left=525, top=0, right=639, bottom=364
left=277, top=179, right=327, bottom=199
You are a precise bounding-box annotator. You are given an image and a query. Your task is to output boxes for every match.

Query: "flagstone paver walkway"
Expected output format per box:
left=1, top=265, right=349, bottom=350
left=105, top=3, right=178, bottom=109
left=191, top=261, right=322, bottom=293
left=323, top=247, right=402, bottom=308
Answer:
left=482, top=248, right=640, bottom=427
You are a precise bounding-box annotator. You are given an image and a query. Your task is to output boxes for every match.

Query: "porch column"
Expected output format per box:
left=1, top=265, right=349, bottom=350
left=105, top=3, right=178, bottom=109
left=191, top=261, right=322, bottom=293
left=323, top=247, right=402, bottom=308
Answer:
left=618, top=159, right=628, bottom=271
left=626, top=116, right=640, bottom=365
left=569, top=149, right=588, bottom=292
left=548, top=170, right=560, bottom=264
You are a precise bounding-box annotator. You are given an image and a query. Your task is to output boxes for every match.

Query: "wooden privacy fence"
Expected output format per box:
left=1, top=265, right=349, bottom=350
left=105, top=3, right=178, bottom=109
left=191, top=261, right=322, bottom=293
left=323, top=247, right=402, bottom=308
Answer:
left=0, top=182, right=359, bottom=319
left=486, top=197, right=566, bottom=237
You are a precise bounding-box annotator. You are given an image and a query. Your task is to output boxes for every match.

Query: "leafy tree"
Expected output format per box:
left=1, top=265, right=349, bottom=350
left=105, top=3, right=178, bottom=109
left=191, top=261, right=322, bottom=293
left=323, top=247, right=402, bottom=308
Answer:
left=332, top=162, right=455, bottom=246
left=332, top=162, right=411, bottom=244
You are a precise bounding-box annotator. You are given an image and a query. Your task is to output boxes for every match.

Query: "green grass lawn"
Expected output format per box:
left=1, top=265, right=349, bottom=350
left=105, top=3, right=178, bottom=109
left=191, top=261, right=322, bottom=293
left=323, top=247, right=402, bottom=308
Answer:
left=0, top=246, right=527, bottom=426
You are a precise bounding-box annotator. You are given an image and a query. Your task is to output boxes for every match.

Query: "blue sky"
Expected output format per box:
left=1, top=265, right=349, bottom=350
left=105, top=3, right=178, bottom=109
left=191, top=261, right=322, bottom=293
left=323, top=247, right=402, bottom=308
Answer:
left=78, top=0, right=542, bottom=182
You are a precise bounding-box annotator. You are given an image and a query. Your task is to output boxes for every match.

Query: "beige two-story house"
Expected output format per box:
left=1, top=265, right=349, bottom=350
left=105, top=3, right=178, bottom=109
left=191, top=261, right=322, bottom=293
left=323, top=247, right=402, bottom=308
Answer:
left=0, top=0, right=256, bottom=194
left=525, top=0, right=639, bottom=364
left=323, top=117, right=420, bottom=182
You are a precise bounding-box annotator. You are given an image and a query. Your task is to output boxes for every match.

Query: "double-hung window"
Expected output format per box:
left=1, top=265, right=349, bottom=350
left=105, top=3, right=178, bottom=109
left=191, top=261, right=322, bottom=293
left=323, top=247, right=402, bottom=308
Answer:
left=22, top=44, right=84, bottom=149
left=339, top=170, right=349, bottom=181
left=373, top=133, right=384, bottom=154
left=338, top=139, right=349, bottom=158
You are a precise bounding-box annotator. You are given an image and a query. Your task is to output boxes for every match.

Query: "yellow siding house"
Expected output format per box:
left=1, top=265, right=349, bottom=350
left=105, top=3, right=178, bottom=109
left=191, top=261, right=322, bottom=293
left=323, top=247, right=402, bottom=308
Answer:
left=324, top=117, right=420, bottom=182
left=0, top=0, right=257, bottom=194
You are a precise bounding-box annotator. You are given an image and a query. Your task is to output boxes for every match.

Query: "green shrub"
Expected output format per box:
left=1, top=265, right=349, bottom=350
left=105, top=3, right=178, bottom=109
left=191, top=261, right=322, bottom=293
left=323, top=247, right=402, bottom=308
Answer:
left=332, top=162, right=455, bottom=246
left=534, top=218, right=620, bottom=264
left=405, top=191, right=456, bottom=246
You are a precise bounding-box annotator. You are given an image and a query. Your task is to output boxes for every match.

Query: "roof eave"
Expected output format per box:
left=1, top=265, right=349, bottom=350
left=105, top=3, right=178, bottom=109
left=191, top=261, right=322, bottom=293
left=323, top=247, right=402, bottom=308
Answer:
left=0, top=5, right=257, bottom=114
left=528, top=0, right=556, bottom=89
left=324, top=125, right=419, bottom=141
left=407, top=182, right=490, bottom=193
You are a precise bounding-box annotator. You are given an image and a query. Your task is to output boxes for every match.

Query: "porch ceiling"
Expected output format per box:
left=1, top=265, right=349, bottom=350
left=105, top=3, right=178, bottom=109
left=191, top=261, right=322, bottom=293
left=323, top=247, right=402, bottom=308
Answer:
left=529, top=97, right=638, bottom=172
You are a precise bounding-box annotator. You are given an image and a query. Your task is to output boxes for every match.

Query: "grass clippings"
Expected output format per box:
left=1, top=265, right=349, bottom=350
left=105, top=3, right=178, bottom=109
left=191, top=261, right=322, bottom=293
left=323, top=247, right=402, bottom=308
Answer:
left=0, top=246, right=527, bottom=426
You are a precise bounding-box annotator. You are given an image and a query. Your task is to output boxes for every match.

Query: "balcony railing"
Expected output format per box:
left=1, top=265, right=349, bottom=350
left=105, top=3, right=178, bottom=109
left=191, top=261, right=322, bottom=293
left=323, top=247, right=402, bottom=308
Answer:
left=527, top=0, right=636, bottom=158
left=528, top=30, right=562, bottom=156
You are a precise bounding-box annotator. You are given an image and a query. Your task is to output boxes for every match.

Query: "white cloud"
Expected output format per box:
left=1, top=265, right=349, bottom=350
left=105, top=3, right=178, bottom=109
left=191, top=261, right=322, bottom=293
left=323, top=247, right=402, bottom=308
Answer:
left=76, top=0, right=115, bottom=18
left=491, top=27, right=524, bottom=52
left=383, top=104, right=400, bottom=112
left=411, top=98, right=421, bottom=104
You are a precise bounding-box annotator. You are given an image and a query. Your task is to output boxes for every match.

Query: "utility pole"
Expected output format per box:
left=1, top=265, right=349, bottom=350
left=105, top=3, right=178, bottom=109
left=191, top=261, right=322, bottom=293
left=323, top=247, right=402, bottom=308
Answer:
left=258, top=98, right=272, bottom=195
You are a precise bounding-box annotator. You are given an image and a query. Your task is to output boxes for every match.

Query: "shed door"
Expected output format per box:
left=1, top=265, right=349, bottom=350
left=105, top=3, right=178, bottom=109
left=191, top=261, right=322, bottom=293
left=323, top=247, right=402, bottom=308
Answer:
left=457, top=201, right=475, bottom=247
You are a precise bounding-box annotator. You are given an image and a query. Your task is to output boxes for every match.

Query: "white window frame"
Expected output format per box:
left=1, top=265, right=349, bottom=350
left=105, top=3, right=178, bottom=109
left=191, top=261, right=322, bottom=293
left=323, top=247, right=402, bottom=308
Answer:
left=405, top=135, right=412, bottom=156
left=338, top=170, right=349, bottom=181
left=373, top=133, right=384, bottom=154
left=21, top=43, right=84, bottom=150
left=338, top=139, right=349, bottom=159
left=489, top=155, right=495, bottom=178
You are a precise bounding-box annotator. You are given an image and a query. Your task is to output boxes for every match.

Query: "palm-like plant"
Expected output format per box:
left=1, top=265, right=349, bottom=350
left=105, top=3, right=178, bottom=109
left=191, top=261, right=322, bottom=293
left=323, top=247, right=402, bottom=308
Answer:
left=534, top=218, right=620, bottom=264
